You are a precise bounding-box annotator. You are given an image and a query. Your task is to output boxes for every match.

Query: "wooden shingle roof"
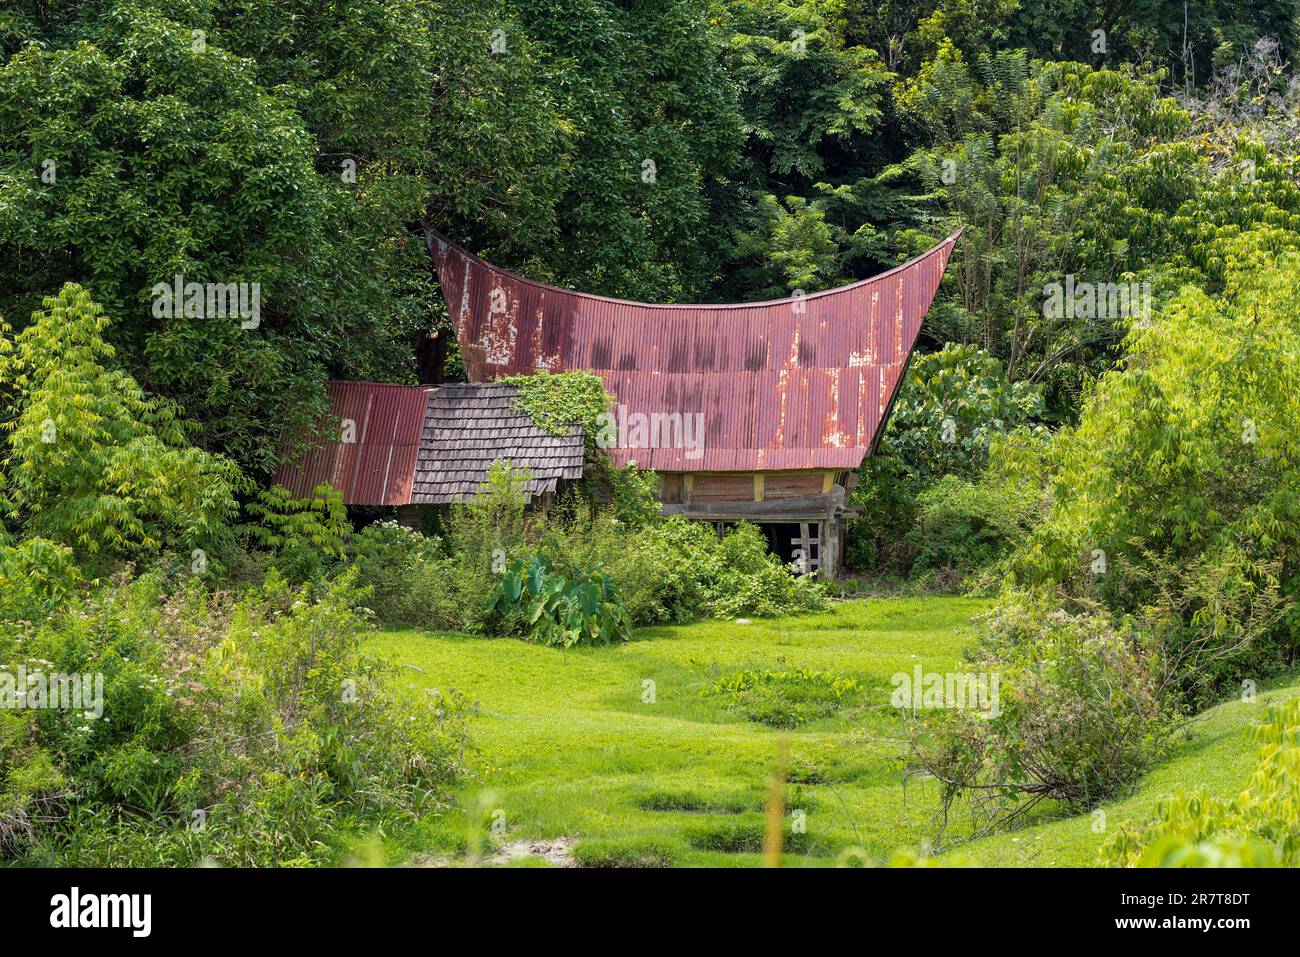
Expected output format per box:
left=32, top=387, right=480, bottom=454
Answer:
left=410, top=383, right=585, bottom=504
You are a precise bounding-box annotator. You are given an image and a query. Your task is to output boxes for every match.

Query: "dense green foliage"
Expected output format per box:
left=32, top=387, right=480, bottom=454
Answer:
left=906, top=470, right=1040, bottom=581
left=5, top=0, right=1300, bottom=869
left=909, top=228, right=1300, bottom=842
left=0, top=285, right=241, bottom=565
left=1102, top=698, right=1300, bottom=867
left=486, top=555, right=632, bottom=648
left=344, top=462, right=826, bottom=633
left=0, top=571, right=468, bottom=865
left=244, top=483, right=353, bottom=583
left=1010, top=234, right=1300, bottom=705
left=911, top=600, right=1168, bottom=842
left=847, top=343, right=1045, bottom=574
left=0, top=286, right=480, bottom=864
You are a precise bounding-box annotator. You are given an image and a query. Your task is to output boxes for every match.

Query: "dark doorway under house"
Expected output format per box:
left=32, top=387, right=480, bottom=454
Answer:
left=760, top=522, right=820, bottom=573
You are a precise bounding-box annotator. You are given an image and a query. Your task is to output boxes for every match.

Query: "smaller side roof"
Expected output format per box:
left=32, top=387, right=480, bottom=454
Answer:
left=272, top=380, right=586, bottom=506
left=273, top=380, right=428, bottom=506
left=412, top=383, right=585, bottom=504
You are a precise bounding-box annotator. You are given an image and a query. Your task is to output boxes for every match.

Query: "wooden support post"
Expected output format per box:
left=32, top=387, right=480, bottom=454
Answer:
left=753, top=474, right=764, bottom=502
left=818, top=518, right=841, bottom=579
left=790, top=523, right=819, bottom=576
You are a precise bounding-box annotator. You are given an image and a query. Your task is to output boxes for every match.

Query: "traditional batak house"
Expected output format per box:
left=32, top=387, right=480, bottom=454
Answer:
left=275, top=228, right=958, bottom=576
left=420, top=225, right=961, bottom=576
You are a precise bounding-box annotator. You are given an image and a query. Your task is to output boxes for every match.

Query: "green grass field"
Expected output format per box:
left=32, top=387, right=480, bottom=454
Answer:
left=367, top=596, right=1300, bottom=867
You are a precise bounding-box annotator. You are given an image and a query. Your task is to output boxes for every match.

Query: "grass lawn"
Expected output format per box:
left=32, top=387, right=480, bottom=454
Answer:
left=366, top=596, right=1300, bottom=867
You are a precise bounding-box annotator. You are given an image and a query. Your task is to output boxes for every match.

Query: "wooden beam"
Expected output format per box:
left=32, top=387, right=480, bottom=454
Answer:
left=822, top=472, right=834, bottom=493
left=753, top=474, right=764, bottom=502
left=683, top=473, right=694, bottom=503
left=659, top=493, right=843, bottom=522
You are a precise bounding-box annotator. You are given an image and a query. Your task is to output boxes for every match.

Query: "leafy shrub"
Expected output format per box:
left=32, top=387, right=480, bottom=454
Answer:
left=1005, top=238, right=1300, bottom=707
left=607, top=517, right=722, bottom=623
left=447, top=460, right=528, bottom=583
left=485, top=554, right=631, bottom=647
left=536, top=509, right=825, bottom=626
left=910, top=600, right=1167, bottom=841
left=349, top=520, right=449, bottom=625
left=1101, top=699, right=1300, bottom=867
left=0, top=284, right=241, bottom=566
left=244, top=483, right=352, bottom=582
left=0, top=570, right=469, bottom=866
left=907, top=465, right=1040, bottom=582
left=0, top=537, right=80, bottom=623
left=607, top=462, right=662, bottom=528
left=705, top=668, right=862, bottom=728
left=885, top=343, right=1048, bottom=482
left=710, top=523, right=828, bottom=618
left=336, top=460, right=535, bottom=635
left=847, top=343, right=1045, bottom=576
left=245, top=484, right=351, bottom=557
left=844, top=452, right=918, bottom=573
left=613, top=519, right=826, bottom=623
left=339, top=465, right=827, bottom=634
left=195, top=571, right=468, bottom=829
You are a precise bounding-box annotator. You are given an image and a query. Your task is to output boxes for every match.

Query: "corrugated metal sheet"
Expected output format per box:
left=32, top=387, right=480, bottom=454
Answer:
left=273, top=380, right=429, bottom=505
left=426, top=226, right=960, bottom=473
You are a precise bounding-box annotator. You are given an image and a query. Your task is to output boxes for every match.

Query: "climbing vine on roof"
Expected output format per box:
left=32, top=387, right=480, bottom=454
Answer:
left=502, top=371, right=613, bottom=454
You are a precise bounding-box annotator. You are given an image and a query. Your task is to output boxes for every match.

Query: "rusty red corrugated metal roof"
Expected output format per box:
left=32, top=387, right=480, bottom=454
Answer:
left=274, top=380, right=429, bottom=505
left=425, top=225, right=960, bottom=473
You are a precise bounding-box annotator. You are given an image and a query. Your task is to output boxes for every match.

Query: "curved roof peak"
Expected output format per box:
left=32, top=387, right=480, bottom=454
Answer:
left=422, top=223, right=961, bottom=313
left=423, top=223, right=960, bottom=473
